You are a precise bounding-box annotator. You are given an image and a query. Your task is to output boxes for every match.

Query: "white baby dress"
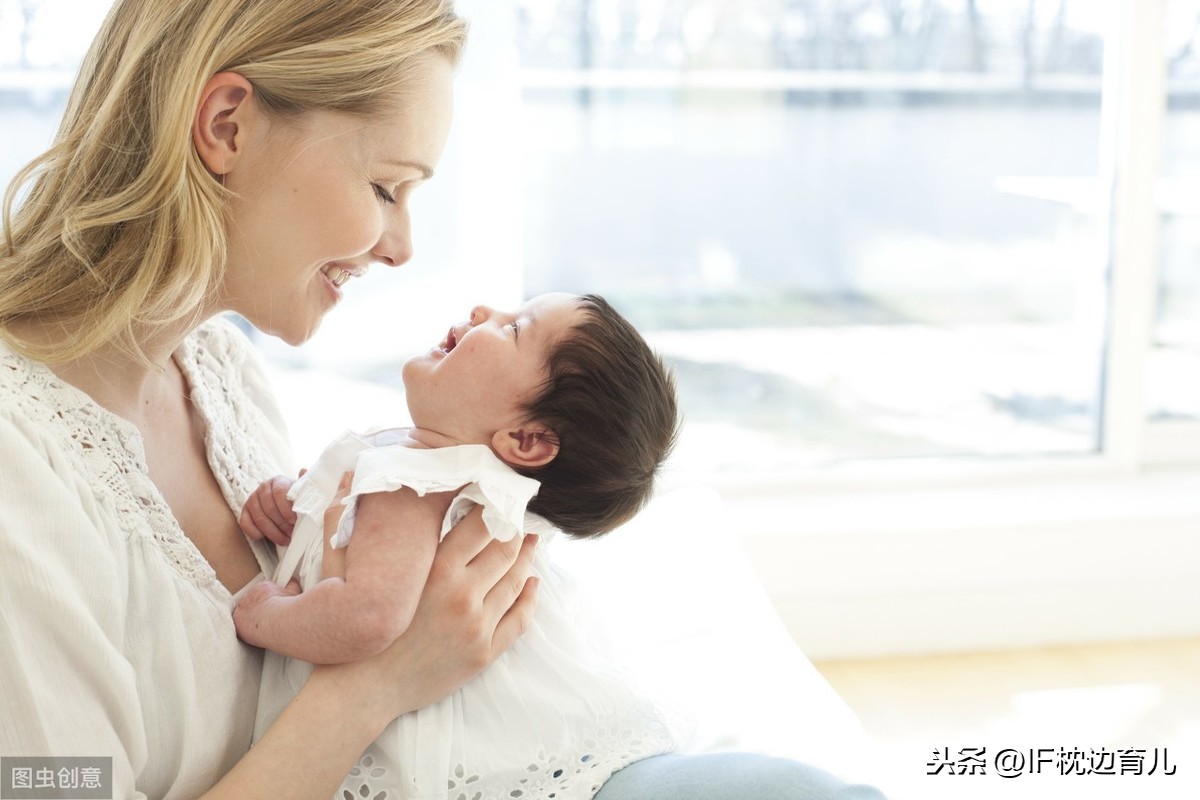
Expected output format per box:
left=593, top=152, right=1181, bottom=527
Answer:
left=253, top=429, right=678, bottom=800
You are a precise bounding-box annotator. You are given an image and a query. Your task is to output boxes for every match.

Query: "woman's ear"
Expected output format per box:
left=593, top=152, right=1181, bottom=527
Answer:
left=193, top=71, right=257, bottom=176
left=492, top=424, right=560, bottom=469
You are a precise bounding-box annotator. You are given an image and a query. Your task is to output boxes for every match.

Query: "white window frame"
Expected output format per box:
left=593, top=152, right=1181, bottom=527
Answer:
left=635, top=0, right=1200, bottom=659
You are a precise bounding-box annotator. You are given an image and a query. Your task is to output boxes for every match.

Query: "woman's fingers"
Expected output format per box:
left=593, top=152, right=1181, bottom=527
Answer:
left=437, top=504, right=498, bottom=563
left=480, top=532, right=539, bottom=620
left=437, top=503, right=539, bottom=617
left=429, top=503, right=540, bottom=656
left=441, top=504, right=532, bottom=581
left=489, top=572, right=539, bottom=656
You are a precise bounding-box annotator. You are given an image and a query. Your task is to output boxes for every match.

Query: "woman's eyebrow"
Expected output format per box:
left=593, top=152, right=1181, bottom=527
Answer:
left=382, top=158, right=434, bottom=180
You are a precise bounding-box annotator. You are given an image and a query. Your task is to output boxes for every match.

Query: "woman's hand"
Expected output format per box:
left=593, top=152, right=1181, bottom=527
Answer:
left=311, top=478, right=540, bottom=724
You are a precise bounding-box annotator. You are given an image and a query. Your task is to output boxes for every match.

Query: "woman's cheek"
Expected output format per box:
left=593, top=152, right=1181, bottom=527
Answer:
left=327, top=194, right=384, bottom=258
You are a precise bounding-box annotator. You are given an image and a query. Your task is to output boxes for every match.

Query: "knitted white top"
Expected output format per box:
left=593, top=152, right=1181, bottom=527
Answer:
left=0, top=318, right=291, bottom=799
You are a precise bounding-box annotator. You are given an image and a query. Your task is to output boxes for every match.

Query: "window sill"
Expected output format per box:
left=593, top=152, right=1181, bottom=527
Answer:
left=716, top=467, right=1200, bottom=659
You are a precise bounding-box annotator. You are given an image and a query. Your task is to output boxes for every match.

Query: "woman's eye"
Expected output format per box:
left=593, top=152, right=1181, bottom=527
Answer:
left=372, top=183, right=396, bottom=205
left=509, top=322, right=519, bottom=338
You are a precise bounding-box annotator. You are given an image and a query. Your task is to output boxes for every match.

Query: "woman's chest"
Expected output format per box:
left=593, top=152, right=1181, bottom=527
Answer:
left=142, top=393, right=261, bottom=595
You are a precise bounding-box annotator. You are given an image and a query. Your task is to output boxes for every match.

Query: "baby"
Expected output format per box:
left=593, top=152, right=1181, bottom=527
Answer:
left=235, top=292, right=682, bottom=800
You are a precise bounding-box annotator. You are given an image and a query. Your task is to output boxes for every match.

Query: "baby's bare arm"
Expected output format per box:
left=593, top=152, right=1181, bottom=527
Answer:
left=234, top=481, right=445, bottom=664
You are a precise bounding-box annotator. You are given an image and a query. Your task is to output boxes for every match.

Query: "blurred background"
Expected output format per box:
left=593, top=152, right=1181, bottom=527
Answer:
left=4, top=0, right=1199, bottom=468
left=3, top=1, right=1199, bottom=798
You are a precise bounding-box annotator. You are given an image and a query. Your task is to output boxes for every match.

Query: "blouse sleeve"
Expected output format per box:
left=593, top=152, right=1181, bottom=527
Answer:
left=0, top=412, right=149, bottom=799
left=337, top=444, right=543, bottom=547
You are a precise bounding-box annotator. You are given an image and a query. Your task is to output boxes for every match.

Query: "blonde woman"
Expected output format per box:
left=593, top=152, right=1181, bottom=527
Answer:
left=0, top=1, right=885, bottom=798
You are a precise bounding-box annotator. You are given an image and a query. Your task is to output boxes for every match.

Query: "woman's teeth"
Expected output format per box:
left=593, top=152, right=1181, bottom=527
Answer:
left=323, top=266, right=351, bottom=288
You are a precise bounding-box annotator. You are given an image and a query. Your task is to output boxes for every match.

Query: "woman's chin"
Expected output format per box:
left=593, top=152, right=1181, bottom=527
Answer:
left=261, top=316, right=323, bottom=347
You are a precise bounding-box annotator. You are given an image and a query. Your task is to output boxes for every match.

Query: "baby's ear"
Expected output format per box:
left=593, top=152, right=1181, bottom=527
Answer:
left=493, top=423, right=559, bottom=469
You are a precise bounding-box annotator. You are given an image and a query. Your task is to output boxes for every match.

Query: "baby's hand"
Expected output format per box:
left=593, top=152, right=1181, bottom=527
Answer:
left=240, top=475, right=298, bottom=546
left=232, top=578, right=301, bottom=649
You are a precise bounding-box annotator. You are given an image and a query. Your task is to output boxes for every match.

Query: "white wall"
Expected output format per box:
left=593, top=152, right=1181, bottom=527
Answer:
left=723, top=468, right=1200, bottom=659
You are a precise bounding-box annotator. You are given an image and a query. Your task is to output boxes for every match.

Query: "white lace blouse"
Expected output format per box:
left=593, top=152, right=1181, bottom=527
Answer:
left=0, top=318, right=292, bottom=799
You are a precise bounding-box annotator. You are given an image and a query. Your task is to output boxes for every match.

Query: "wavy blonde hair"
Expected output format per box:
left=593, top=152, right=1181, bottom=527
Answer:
left=0, top=0, right=466, bottom=364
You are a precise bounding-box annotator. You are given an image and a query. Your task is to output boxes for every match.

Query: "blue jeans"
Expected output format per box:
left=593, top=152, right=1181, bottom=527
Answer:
left=593, top=753, right=888, bottom=800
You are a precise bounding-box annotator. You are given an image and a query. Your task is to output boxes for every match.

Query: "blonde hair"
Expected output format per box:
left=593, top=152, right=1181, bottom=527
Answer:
left=0, top=0, right=466, bottom=364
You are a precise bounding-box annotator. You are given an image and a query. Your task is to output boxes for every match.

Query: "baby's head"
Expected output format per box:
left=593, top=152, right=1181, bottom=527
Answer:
left=403, top=292, right=679, bottom=537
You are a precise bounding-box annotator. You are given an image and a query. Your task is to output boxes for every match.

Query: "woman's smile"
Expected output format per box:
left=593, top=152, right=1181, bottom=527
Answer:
left=321, top=263, right=366, bottom=289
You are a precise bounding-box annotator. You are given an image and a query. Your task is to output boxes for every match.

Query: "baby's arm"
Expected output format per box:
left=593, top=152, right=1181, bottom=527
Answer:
left=234, top=474, right=443, bottom=664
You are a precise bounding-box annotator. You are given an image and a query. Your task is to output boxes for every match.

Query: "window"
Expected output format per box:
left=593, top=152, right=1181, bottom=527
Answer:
left=0, top=1, right=109, bottom=192
left=5, top=0, right=1196, bottom=658
left=1153, top=0, right=1200, bottom=423
left=513, top=0, right=1111, bottom=472
left=0, top=0, right=1190, bottom=477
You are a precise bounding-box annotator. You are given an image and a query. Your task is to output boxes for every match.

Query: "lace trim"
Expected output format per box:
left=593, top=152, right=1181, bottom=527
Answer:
left=177, top=321, right=275, bottom=522
left=0, top=319, right=274, bottom=597
left=339, top=709, right=678, bottom=800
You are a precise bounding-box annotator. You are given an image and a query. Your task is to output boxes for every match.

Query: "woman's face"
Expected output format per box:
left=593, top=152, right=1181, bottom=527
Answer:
left=219, top=55, right=454, bottom=345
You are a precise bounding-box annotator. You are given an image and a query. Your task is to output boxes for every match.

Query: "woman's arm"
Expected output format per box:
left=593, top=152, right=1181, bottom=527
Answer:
left=203, top=487, right=539, bottom=800
left=0, top=418, right=151, bottom=798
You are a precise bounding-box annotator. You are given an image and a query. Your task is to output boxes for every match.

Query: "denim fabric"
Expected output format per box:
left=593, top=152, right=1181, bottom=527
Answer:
left=593, top=753, right=889, bottom=800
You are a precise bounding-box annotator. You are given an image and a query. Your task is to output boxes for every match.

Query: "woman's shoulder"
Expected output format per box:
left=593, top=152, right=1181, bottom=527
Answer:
left=0, top=335, right=137, bottom=455
left=0, top=334, right=59, bottom=412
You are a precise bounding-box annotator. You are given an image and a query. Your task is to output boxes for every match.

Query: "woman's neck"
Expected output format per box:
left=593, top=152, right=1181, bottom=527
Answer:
left=14, top=315, right=204, bottom=426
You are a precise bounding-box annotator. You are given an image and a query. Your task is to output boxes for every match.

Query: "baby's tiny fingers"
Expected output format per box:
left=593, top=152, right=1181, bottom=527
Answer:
left=238, top=506, right=265, bottom=540
left=264, top=527, right=292, bottom=547
left=268, top=479, right=298, bottom=525
left=243, top=495, right=288, bottom=543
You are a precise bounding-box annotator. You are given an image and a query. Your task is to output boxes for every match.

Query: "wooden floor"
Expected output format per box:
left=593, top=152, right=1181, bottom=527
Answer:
left=813, top=638, right=1200, bottom=800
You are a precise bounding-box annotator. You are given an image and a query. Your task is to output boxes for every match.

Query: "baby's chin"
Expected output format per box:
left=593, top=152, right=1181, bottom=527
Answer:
left=399, top=354, right=423, bottom=387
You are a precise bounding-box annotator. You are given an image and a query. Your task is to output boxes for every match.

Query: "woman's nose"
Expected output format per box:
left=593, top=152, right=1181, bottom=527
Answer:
left=371, top=206, right=413, bottom=267
left=469, top=305, right=494, bottom=325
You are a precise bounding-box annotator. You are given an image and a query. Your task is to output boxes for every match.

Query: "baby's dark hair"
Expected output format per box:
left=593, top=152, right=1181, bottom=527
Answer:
left=517, top=294, right=679, bottom=538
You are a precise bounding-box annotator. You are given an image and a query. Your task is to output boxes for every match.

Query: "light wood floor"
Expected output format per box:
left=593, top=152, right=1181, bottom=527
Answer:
left=814, top=638, right=1200, bottom=800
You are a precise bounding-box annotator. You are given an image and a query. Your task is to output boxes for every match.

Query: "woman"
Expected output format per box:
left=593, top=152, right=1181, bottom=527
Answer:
left=0, top=1, right=884, bottom=798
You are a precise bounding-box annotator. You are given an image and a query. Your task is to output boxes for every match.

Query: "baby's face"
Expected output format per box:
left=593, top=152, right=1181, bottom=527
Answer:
left=402, top=293, right=584, bottom=444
